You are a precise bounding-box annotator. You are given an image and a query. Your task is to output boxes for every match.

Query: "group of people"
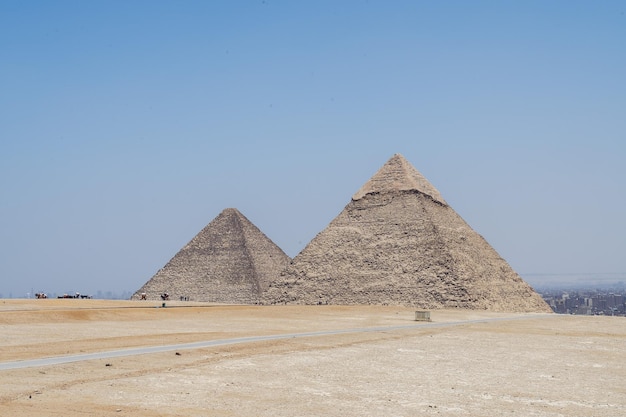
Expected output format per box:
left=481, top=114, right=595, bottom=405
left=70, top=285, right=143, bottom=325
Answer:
left=138, top=292, right=189, bottom=301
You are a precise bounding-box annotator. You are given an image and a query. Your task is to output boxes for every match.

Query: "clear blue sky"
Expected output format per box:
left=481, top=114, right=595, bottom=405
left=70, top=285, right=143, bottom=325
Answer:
left=1, top=1, right=625, bottom=297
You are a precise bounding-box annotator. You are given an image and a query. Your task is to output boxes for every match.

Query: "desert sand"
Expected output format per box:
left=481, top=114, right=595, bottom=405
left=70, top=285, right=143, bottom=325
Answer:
left=0, top=299, right=624, bottom=416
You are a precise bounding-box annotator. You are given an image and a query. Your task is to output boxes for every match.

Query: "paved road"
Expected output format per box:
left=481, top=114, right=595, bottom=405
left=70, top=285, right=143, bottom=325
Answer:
left=0, top=315, right=552, bottom=371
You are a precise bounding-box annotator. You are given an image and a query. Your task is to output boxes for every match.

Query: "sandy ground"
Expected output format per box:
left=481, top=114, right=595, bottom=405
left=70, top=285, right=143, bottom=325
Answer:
left=0, top=299, right=624, bottom=417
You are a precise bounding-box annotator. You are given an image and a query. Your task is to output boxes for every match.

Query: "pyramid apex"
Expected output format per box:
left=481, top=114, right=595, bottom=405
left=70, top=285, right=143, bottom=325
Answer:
left=219, top=208, right=248, bottom=220
left=352, top=154, right=447, bottom=205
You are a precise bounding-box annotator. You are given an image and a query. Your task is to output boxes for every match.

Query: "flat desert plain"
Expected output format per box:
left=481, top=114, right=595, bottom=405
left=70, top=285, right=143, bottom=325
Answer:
left=0, top=299, right=624, bottom=417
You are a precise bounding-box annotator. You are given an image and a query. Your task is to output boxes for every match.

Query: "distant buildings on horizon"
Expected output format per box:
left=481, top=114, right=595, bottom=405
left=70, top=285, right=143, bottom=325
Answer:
left=540, top=288, right=626, bottom=316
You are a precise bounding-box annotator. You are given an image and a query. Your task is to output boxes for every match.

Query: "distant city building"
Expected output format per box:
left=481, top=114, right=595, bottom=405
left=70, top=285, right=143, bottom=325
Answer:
left=540, top=288, right=626, bottom=316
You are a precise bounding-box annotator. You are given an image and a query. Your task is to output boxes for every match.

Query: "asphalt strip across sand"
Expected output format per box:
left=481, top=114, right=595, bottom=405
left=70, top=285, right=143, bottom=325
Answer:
left=0, top=314, right=552, bottom=371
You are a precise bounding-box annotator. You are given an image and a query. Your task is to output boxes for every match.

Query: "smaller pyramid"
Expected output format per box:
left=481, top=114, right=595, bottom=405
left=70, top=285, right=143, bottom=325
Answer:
left=132, top=208, right=290, bottom=303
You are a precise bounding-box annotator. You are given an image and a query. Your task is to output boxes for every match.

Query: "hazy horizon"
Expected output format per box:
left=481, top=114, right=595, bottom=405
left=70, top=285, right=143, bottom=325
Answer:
left=4, top=272, right=626, bottom=300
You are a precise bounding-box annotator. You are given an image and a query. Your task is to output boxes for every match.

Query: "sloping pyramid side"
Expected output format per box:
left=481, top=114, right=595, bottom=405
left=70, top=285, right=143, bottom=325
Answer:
left=263, top=155, right=550, bottom=313
left=132, top=208, right=290, bottom=303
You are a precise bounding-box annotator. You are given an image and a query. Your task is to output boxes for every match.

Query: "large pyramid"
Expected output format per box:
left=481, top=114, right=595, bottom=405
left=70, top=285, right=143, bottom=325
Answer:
left=132, top=208, right=290, bottom=303
left=264, top=154, right=551, bottom=312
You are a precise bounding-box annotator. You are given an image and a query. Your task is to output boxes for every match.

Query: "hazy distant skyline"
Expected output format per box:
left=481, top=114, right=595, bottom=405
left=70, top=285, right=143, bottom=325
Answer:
left=1, top=1, right=625, bottom=297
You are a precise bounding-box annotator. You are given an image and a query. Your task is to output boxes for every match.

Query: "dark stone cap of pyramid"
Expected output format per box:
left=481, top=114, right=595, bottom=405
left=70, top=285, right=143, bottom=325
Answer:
left=352, top=153, right=447, bottom=205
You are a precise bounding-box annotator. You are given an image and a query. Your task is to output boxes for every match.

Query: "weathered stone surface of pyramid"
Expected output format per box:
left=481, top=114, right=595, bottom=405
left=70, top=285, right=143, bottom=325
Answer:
left=132, top=208, right=290, bottom=303
left=264, top=154, right=551, bottom=312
